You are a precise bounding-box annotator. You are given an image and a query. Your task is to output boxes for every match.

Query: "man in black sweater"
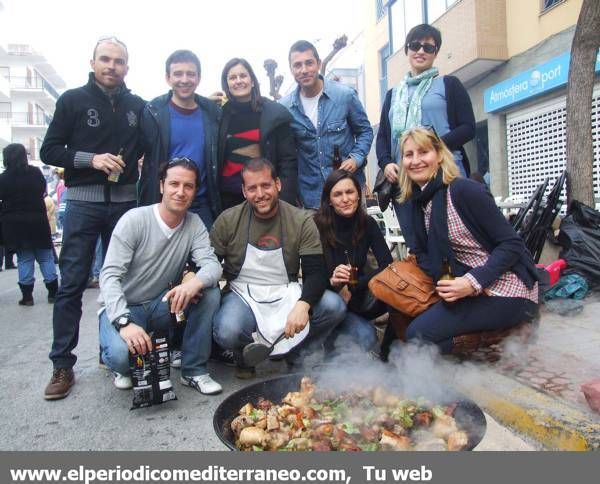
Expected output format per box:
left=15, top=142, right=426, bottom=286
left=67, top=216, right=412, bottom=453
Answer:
left=40, top=37, right=145, bottom=400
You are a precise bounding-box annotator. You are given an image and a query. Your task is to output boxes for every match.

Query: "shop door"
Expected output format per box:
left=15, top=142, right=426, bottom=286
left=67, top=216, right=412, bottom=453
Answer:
left=505, top=86, right=600, bottom=205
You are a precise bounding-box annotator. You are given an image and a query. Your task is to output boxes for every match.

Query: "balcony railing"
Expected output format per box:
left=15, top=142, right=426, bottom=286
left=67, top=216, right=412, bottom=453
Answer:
left=7, top=76, right=59, bottom=100
left=0, top=111, right=52, bottom=126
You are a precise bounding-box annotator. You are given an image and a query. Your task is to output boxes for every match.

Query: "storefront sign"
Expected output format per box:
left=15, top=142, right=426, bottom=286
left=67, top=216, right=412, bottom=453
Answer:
left=484, top=50, right=600, bottom=113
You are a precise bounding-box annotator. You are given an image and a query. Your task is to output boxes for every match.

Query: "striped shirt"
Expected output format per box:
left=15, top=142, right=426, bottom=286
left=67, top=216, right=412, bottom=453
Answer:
left=424, top=190, right=538, bottom=303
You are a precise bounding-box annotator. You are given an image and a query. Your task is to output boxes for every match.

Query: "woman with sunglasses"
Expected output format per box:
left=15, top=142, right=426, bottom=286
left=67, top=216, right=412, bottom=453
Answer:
left=216, top=58, right=298, bottom=210
left=376, top=24, right=475, bottom=183
left=314, top=170, right=392, bottom=354
left=394, top=128, right=538, bottom=353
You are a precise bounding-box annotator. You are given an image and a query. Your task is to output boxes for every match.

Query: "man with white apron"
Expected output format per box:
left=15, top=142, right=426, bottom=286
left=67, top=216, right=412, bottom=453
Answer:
left=211, top=158, right=346, bottom=377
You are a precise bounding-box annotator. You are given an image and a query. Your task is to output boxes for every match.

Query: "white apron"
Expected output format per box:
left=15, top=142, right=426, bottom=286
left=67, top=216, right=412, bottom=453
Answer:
left=229, top=213, right=309, bottom=356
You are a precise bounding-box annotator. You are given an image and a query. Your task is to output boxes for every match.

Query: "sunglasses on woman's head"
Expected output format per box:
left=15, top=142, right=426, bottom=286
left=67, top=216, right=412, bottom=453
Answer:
left=421, top=125, right=440, bottom=139
left=406, top=41, right=437, bottom=54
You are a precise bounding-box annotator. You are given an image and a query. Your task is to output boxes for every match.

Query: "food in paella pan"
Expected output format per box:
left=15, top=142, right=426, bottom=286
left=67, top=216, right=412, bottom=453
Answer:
left=230, top=376, right=469, bottom=451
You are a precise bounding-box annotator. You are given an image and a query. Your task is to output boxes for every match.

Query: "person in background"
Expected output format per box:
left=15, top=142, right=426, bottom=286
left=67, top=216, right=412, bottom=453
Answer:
left=56, top=187, right=68, bottom=238
left=280, top=40, right=373, bottom=210
left=0, top=230, right=4, bottom=272
left=394, top=128, right=538, bottom=353
left=44, top=192, right=59, bottom=264
left=2, top=248, right=17, bottom=270
left=0, top=144, right=58, bottom=305
left=314, top=170, right=392, bottom=354
left=87, top=237, right=103, bottom=289
left=139, top=50, right=221, bottom=230
left=215, top=58, right=297, bottom=209
left=40, top=36, right=145, bottom=400
left=54, top=170, right=65, bottom=233
left=45, top=192, right=57, bottom=237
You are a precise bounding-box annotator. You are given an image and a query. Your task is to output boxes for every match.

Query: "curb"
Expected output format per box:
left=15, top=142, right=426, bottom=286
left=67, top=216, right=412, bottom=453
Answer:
left=456, top=374, right=600, bottom=451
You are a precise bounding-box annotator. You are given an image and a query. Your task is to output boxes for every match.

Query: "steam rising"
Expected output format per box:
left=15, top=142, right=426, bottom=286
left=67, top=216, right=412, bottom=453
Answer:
left=310, top=329, right=536, bottom=404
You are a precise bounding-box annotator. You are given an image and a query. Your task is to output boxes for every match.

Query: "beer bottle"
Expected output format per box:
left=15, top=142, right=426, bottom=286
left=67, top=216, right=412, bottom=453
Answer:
left=167, top=282, right=187, bottom=326
left=440, top=258, right=455, bottom=281
left=332, top=144, right=342, bottom=170
left=107, top=148, right=123, bottom=183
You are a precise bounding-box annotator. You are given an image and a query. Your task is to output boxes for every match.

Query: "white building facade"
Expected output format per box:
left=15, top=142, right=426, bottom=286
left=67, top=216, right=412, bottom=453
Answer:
left=0, top=42, right=65, bottom=167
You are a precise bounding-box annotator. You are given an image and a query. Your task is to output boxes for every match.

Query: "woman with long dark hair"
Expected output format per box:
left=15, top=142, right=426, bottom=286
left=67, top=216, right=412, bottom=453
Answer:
left=217, top=57, right=297, bottom=209
left=0, top=143, right=58, bottom=305
left=394, top=128, right=538, bottom=352
left=314, top=170, right=392, bottom=352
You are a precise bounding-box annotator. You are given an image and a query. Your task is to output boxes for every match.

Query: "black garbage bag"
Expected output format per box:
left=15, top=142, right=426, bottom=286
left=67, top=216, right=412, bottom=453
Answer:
left=557, top=200, right=600, bottom=287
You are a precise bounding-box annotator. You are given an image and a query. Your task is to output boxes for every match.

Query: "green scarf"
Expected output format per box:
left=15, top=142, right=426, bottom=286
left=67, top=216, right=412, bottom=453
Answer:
left=391, top=67, right=439, bottom=140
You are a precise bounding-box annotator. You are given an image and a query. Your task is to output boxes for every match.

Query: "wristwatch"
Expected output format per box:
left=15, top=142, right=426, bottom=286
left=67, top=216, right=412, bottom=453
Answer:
left=113, top=315, right=131, bottom=332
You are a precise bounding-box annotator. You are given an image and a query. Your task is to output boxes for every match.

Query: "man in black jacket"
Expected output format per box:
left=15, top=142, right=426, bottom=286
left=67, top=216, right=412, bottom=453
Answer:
left=138, top=50, right=221, bottom=229
left=40, top=37, right=145, bottom=400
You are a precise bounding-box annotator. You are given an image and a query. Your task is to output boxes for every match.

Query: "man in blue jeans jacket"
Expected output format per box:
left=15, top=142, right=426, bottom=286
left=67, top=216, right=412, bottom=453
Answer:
left=280, top=40, right=373, bottom=209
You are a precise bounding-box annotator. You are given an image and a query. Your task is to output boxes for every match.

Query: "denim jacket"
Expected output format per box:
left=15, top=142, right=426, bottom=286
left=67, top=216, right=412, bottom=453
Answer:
left=281, top=78, right=373, bottom=209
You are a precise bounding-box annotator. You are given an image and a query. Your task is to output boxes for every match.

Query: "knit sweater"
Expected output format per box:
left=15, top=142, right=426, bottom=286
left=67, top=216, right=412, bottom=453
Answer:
left=40, top=72, right=145, bottom=201
left=218, top=97, right=298, bottom=205
left=220, top=100, right=261, bottom=196
left=99, top=205, right=222, bottom=322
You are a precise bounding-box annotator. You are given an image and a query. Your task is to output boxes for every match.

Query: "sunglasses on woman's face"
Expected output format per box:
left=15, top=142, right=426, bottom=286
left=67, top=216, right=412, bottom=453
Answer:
left=406, top=41, right=437, bottom=54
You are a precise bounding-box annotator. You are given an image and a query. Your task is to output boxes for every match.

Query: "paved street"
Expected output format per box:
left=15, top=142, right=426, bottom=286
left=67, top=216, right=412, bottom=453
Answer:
left=0, top=265, right=536, bottom=451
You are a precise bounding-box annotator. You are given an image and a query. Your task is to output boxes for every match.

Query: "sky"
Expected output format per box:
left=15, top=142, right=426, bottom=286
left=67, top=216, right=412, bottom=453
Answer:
left=1, top=0, right=366, bottom=100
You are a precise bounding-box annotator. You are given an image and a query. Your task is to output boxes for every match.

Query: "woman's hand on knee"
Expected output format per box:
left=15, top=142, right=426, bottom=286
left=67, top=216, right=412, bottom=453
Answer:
left=436, top=276, right=475, bottom=302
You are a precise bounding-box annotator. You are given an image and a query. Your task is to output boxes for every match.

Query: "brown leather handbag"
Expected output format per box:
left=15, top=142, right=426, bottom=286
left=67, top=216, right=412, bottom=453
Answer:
left=368, top=255, right=440, bottom=317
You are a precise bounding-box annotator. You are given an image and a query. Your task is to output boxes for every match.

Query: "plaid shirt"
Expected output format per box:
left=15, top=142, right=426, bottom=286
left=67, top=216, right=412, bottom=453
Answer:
left=424, top=191, right=538, bottom=303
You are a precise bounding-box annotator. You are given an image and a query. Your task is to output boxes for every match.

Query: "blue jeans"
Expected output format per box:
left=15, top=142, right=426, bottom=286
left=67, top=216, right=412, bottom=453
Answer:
left=325, top=311, right=379, bottom=352
left=406, top=296, right=538, bottom=354
left=16, top=248, right=58, bottom=285
left=91, top=237, right=103, bottom=279
left=57, top=211, right=65, bottom=232
left=213, top=289, right=346, bottom=358
left=99, top=286, right=220, bottom=377
left=189, top=200, right=214, bottom=231
left=50, top=200, right=136, bottom=369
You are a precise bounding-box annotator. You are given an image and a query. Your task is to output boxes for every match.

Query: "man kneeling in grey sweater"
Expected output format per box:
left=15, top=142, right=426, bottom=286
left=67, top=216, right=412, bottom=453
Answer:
left=99, top=157, right=223, bottom=395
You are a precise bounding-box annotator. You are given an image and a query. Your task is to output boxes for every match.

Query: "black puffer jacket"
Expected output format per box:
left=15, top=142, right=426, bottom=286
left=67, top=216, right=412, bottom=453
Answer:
left=40, top=73, right=145, bottom=187
left=139, top=92, right=222, bottom=216
left=218, top=97, right=298, bottom=205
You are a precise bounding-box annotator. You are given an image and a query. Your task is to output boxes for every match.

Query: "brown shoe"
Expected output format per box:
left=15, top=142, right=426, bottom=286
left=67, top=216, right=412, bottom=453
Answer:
left=44, top=368, right=75, bottom=400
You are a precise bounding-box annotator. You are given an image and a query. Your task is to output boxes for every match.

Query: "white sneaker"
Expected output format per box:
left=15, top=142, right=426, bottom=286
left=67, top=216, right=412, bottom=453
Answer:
left=113, top=372, right=132, bottom=390
left=170, top=350, right=182, bottom=369
left=180, top=374, right=222, bottom=395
